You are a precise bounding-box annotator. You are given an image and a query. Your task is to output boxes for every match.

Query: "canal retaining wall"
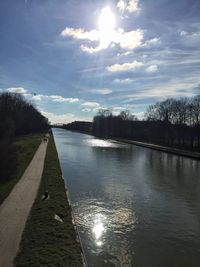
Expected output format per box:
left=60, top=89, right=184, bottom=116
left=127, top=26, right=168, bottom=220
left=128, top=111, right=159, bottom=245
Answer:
left=115, top=139, right=200, bottom=159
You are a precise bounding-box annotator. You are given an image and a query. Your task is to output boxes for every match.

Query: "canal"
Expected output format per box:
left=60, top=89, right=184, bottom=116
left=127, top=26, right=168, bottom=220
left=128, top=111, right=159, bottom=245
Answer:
left=53, top=128, right=200, bottom=267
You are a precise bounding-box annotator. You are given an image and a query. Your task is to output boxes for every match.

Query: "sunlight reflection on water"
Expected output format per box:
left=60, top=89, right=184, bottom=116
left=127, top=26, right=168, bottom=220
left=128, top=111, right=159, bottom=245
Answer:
left=86, top=138, right=126, bottom=148
left=92, top=214, right=106, bottom=246
left=73, top=199, right=138, bottom=266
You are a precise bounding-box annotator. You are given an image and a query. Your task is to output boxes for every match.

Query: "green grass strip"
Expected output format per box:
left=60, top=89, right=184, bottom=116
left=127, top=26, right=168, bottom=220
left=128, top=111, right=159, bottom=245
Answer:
left=15, top=134, right=84, bottom=267
left=0, top=134, right=42, bottom=205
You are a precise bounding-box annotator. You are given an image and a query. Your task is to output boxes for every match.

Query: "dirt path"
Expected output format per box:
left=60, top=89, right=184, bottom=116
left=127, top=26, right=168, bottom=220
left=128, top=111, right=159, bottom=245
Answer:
left=0, top=140, right=48, bottom=267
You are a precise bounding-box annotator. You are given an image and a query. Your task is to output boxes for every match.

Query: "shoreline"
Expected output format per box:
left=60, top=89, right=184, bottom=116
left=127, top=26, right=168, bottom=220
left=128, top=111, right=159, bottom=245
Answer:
left=62, top=175, right=88, bottom=267
left=114, top=138, right=200, bottom=159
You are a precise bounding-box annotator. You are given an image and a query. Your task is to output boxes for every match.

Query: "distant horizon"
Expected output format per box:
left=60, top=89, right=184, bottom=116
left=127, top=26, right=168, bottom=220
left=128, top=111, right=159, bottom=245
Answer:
left=0, top=0, right=200, bottom=124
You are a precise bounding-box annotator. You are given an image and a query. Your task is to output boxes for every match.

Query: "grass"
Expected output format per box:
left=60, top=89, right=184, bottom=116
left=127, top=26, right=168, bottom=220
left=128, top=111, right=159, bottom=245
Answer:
left=15, top=134, right=84, bottom=267
left=0, top=134, right=43, bottom=205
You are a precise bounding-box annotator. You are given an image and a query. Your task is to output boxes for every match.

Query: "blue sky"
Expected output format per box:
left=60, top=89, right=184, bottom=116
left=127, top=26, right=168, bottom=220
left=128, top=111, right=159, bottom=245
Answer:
left=0, top=0, right=200, bottom=123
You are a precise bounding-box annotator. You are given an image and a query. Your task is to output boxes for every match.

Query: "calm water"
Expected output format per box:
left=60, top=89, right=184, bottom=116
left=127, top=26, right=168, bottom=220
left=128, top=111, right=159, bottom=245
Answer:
left=53, top=128, right=200, bottom=267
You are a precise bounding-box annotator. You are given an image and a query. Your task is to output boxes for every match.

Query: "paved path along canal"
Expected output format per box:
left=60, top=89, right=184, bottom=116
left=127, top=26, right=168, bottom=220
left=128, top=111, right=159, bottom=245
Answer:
left=0, top=140, right=48, bottom=267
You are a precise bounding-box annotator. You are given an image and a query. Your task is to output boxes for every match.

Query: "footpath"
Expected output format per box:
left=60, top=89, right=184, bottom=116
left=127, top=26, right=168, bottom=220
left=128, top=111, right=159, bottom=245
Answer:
left=0, top=139, right=48, bottom=267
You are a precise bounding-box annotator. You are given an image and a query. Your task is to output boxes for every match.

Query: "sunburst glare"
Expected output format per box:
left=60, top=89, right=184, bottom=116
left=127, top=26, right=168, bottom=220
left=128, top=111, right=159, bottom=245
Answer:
left=98, top=6, right=116, bottom=32
left=98, top=6, right=116, bottom=49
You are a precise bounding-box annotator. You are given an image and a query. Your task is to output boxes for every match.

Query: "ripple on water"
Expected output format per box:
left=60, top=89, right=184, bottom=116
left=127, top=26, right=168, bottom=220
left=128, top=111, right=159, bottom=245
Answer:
left=73, top=199, right=138, bottom=266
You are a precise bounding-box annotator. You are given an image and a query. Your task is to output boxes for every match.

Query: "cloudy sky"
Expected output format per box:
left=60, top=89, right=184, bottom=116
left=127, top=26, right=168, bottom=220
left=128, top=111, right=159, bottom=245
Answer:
left=0, top=0, right=200, bottom=123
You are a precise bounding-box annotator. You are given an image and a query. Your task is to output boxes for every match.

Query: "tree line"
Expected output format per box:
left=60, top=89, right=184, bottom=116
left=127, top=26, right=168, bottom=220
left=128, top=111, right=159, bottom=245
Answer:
left=145, top=96, right=200, bottom=148
left=64, top=95, right=200, bottom=151
left=0, top=92, right=49, bottom=181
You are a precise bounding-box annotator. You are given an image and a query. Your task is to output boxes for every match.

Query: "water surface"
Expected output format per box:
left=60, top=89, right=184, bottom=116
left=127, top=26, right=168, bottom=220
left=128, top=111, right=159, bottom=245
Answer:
left=53, top=128, right=200, bottom=267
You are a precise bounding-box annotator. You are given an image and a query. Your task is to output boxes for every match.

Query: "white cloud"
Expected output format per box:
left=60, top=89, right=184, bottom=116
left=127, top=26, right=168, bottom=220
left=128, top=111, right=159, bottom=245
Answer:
left=113, top=106, right=126, bottom=111
left=80, top=45, right=101, bottom=54
left=61, top=27, right=99, bottom=41
left=180, top=30, right=200, bottom=44
left=117, top=51, right=133, bottom=57
left=41, top=111, right=71, bottom=124
left=82, top=108, right=92, bottom=112
left=50, top=95, right=79, bottom=103
left=107, top=60, right=143, bottom=72
left=134, top=111, right=145, bottom=120
left=30, top=94, right=79, bottom=103
left=142, top=54, right=148, bottom=59
left=6, top=87, right=27, bottom=94
left=145, top=65, right=158, bottom=73
left=41, top=111, right=90, bottom=124
left=179, top=30, right=200, bottom=49
left=117, top=0, right=139, bottom=13
left=4, top=88, right=80, bottom=106
left=32, top=95, right=43, bottom=101
left=118, top=29, right=143, bottom=50
left=85, top=88, right=112, bottom=95
left=113, top=78, right=133, bottom=84
left=123, top=78, right=199, bottom=103
left=189, top=32, right=200, bottom=38
left=66, top=98, right=79, bottom=103
left=81, top=102, right=100, bottom=108
left=143, top=37, right=161, bottom=47
left=127, top=0, right=139, bottom=12
left=30, top=94, right=49, bottom=101
left=117, top=0, right=126, bottom=12
left=61, top=26, right=144, bottom=53
left=180, top=30, right=187, bottom=36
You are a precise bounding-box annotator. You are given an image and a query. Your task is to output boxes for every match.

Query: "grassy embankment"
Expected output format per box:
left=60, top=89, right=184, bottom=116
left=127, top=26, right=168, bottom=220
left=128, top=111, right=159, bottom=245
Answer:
left=0, top=134, right=42, bottom=205
left=15, top=134, right=84, bottom=267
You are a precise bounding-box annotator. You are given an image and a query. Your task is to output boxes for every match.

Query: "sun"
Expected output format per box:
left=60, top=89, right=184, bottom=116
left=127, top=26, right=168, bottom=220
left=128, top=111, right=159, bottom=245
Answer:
left=98, top=6, right=116, bottom=49
left=98, top=6, right=116, bottom=32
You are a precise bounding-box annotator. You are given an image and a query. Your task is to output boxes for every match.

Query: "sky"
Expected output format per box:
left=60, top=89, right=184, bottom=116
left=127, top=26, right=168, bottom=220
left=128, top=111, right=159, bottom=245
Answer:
left=0, top=0, right=200, bottom=124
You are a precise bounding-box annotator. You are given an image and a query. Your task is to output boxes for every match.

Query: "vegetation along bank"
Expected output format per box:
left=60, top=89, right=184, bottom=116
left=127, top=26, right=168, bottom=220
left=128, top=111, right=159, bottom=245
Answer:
left=61, top=95, right=200, bottom=154
left=0, top=92, right=49, bottom=204
left=15, top=133, right=84, bottom=267
left=0, top=133, right=43, bottom=205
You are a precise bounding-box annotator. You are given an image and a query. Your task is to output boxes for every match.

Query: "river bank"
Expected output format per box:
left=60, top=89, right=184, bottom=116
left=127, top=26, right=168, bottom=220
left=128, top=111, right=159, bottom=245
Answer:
left=15, top=133, right=84, bottom=267
left=114, top=138, right=200, bottom=159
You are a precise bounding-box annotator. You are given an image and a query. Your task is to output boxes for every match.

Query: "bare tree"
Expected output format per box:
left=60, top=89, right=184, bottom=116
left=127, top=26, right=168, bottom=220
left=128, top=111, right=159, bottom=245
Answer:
left=119, top=110, right=138, bottom=121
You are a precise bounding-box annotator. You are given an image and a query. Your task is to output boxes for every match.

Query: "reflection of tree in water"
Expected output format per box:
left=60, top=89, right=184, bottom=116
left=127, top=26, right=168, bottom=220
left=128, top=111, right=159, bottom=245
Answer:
left=148, top=150, right=200, bottom=200
left=147, top=149, right=200, bottom=227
